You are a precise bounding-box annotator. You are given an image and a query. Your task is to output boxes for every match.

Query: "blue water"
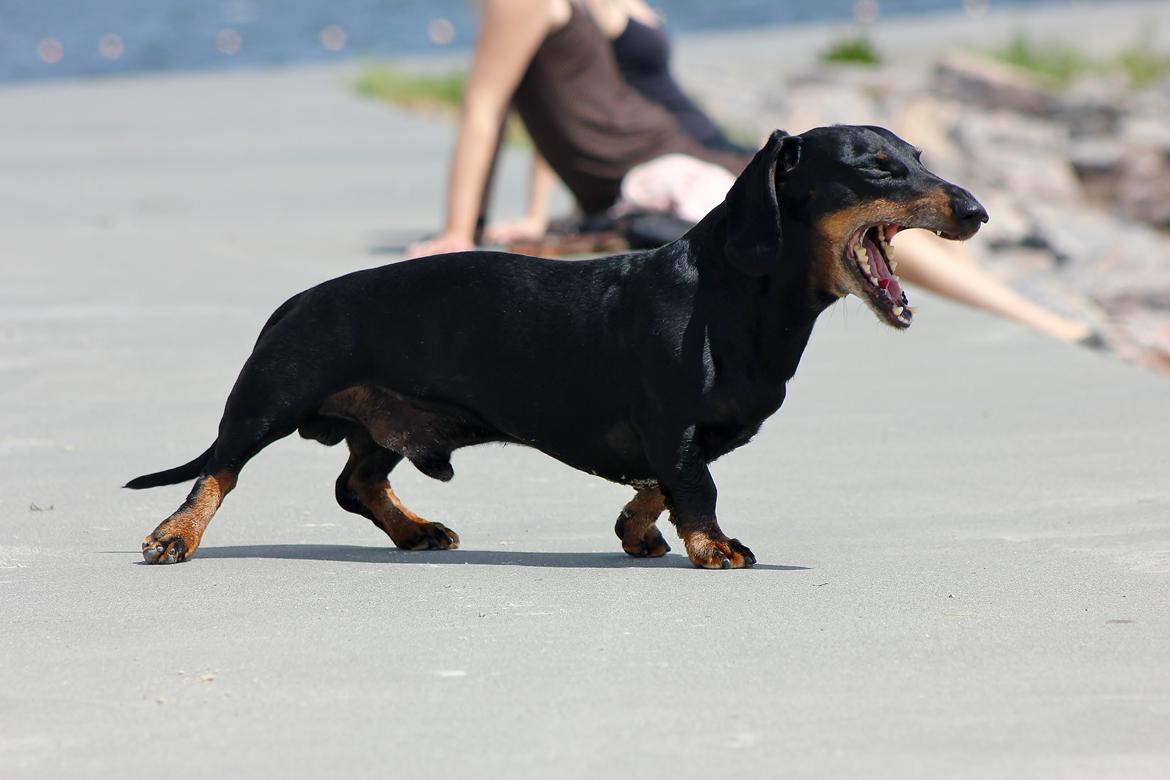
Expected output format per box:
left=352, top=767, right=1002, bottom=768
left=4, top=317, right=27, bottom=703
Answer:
left=0, top=0, right=1119, bottom=82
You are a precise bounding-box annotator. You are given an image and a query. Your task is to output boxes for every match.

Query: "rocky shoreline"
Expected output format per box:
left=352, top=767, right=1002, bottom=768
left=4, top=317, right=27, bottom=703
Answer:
left=674, top=1, right=1170, bottom=374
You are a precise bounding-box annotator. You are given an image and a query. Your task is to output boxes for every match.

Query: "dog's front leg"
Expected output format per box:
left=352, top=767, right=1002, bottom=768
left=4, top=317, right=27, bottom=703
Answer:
left=639, top=422, right=755, bottom=570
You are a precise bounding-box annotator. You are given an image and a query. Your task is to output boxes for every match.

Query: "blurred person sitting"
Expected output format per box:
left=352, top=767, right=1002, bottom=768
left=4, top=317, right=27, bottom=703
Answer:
left=409, top=0, right=748, bottom=259
left=409, top=0, right=1094, bottom=345
left=482, top=0, right=751, bottom=247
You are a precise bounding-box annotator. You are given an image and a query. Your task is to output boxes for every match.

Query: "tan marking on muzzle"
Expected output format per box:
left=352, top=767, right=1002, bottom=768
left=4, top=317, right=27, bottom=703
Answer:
left=809, top=192, right=951, bottom=296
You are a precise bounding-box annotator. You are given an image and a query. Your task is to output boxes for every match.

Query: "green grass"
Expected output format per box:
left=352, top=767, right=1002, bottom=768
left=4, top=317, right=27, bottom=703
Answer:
left=820, top=36, right=882, bottom=67
left=994, top=34, right=1092, bottom=85
left=1117, top=36, right=1170, bottom=87
left=990, top=33, right=1170, bottom=88
left=354, top=65, right=466, bottom=112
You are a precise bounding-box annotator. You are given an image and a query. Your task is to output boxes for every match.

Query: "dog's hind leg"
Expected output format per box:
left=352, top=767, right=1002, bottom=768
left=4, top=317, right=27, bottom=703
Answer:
left=141, top=345, right=332, bottom=564
left=142, top=468, right=238, bottom=564
left=337, top=427, right=459, bottom=551
left=140, top=410, right=296, bottom=564
left=614, top=486, right=671, bottom=558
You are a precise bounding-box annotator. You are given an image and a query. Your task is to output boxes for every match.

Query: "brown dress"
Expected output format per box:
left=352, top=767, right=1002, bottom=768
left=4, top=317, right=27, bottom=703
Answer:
left=510, top=3, right=749, bottom=215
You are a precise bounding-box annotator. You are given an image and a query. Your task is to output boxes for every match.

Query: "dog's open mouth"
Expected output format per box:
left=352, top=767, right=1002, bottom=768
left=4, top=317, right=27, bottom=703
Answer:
left=847, top=224, right=911, bottom=329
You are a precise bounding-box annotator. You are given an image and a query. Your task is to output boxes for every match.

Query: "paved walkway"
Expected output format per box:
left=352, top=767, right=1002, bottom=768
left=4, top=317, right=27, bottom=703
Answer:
left=1, top=64, right=1168, bottom=778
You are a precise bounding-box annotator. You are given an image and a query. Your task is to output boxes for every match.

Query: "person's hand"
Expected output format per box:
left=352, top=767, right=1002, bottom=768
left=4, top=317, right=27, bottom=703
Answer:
left=482, top=215, right=549, bottom=245
left=407, top=232, right=475, bottom=258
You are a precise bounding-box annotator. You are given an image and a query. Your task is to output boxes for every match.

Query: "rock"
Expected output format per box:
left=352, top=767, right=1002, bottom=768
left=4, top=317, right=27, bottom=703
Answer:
left=1067, top=138, right=1127, bottom=203
left=932, top=52, right=1062, bottom=117
left=950, top=112, right=1083, bottom=204
left=979, top=245, right=1060, bottom=282
left=1058, top=75, right=1129, bottom=136
left=1035, top=206, right=1170, bottom=308
left=968, top=192, right=1041, bottom=251
left=1100, top=116, right=1170, bottom=229
left=1121, top=115, right=1170, bottom=152
left=1130, top=82, right=1170, bottom=118
left=1117, top=152, right=1170, bottom=229
left=1111, top=309, right=1170, bottom=374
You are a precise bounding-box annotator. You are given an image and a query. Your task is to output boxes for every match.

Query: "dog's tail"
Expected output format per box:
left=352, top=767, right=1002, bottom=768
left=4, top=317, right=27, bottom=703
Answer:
left=124, top=442, right=216, bottom=489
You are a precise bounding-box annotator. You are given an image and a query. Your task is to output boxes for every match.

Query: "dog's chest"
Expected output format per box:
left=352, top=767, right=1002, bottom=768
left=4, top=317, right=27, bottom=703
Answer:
left=698, top=417, right=767, bottom=462
left=697, top=386, right=786, bottom=462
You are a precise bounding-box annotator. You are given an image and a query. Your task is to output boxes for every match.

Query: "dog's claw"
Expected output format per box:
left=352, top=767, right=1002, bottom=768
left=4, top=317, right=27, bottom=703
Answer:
left=395, top=521, right=459, bottom=551
left=141, top=535, right=187, bottom=565
left=729, top=538, right=757, bottom=567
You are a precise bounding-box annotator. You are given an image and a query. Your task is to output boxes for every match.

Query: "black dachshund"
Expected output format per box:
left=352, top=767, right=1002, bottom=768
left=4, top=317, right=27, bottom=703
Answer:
left=128, top=125, right=986, bottom=568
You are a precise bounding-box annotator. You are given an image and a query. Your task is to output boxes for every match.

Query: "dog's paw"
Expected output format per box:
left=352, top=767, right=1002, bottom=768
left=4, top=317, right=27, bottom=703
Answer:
left=393, top=521, right=460, bottom=551
left=683, top=533, right=755, bottom=570
left=141, top=527, right=193, bottom=565
left=615, top=503, right=670, bottom=558
left=620, top=524, right=671, bottom=558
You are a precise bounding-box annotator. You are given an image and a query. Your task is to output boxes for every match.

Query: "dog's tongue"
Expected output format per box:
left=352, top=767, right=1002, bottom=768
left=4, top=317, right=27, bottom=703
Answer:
left=864, top=236, right=904, bottom=301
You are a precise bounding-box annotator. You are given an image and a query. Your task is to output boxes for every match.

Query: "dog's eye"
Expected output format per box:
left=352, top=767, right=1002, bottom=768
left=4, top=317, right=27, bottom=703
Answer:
left=865, top=157, right=908, bottom=178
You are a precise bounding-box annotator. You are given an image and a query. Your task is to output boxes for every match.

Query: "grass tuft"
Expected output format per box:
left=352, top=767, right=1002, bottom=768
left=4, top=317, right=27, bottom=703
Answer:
left=995, top=34, right=1091, bottom=85
left=991, top=33, right=1170, bottom=88
left=354, top=65, right=466, bottom=112
left=820, top=36, right=882, bottom=67
left=1117, top=35, right=1170, bottom=87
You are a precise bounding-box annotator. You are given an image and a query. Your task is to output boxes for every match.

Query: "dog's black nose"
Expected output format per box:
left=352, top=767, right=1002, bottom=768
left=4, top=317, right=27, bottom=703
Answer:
left=951, top=191, right=989, bottom=226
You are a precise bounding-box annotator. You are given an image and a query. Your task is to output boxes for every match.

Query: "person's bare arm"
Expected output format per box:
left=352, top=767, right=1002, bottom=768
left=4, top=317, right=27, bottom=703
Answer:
left=409, top=0, right=552, bottom=257
left=483, top=151, right=557, bottom=244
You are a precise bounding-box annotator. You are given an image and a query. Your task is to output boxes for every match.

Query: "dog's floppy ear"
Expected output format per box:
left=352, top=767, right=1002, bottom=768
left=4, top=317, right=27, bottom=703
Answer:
left=724, top=129, right=803, bottom=276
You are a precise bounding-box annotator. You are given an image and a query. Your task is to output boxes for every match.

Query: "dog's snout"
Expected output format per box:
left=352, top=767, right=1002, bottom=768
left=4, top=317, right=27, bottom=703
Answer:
left=950, top=188, right=988, bottom=226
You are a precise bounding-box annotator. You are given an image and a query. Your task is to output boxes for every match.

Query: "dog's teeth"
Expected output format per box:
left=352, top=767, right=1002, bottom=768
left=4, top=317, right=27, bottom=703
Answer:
left=892, top=305, right=904, bottom=316
left=934, top=230, right=942, bottom=237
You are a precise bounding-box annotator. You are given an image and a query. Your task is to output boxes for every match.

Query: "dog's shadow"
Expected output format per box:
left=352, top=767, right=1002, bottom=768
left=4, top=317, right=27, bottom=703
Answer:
left=190, top=544, right=808, bottom=570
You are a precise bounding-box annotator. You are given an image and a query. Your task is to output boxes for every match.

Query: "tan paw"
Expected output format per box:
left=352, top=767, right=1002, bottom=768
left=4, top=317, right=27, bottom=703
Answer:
left=618, top=522, right=671, bottom=558
left=615, top=502, right=671, bottom=558
left=141, top=522, right=200, bottom=565
left=391, top=521, right=460, bottom=551
left=683, top=533, right=755, bottom=569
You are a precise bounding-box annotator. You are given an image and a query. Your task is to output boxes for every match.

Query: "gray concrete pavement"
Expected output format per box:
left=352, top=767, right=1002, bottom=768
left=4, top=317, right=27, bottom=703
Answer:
left=2, top=63, right=1169, bottom=779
